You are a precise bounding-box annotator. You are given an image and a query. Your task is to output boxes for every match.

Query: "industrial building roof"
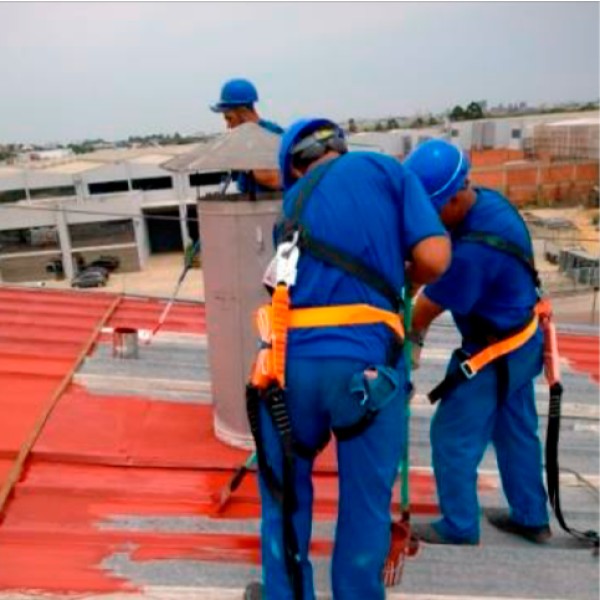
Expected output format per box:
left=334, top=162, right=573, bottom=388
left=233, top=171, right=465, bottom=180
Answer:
left=0, top=285, right=598, bottom=599
left=0, top=144, right=204, bottom=179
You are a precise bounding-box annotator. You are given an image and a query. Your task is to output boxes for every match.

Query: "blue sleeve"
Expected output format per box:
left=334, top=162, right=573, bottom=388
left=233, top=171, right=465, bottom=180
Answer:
left=398, top=167, right=446, bottom=254
left=424, top=243, right=486, bottom=314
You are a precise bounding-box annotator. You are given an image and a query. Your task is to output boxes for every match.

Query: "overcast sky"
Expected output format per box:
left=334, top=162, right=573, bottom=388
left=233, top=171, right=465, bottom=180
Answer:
left=1, top=2, right=598, bottom=144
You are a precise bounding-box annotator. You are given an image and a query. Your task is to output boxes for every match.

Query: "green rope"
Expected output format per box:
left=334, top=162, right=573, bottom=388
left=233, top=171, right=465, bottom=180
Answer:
left=400, top=284, right=413, bottom=514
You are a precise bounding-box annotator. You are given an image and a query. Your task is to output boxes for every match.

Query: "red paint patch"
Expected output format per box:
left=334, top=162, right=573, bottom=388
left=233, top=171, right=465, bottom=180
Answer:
left=558, top=333, right=600, bottom=383
left=0, top=288, right=442, bottom=594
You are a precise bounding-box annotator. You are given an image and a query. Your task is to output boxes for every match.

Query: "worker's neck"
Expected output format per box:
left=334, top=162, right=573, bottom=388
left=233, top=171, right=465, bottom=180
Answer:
left=241, top=109, right=260, bottom=124
left=306, top=151, right=339, bottom=173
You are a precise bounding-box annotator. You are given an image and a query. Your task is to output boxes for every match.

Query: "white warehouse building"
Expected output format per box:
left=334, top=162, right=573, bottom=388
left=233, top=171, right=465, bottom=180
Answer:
left=0, top=143, right=225, bottom=283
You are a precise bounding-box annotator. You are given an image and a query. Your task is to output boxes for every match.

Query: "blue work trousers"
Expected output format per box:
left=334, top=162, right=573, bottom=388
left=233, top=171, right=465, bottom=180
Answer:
left=430, top=335, right=549, bottom=543
left=257, top=357, right=406, bottom=600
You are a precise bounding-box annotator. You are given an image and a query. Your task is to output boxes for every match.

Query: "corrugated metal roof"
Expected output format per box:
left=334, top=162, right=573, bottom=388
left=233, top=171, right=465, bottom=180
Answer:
left=0, top=166, right=24, bottom=177
left=78, top=144, right=201, bottom=164
left=41, top=160, right=106, bottom=175
left=546, top=118, right=599, bottom=127
left=130, top=154, right=181, bottom=166
left=0, top=287, right=597, bottom=599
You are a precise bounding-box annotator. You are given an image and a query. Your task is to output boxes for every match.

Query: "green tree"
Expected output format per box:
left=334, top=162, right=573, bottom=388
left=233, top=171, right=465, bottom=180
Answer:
left=348, top=118, right=358, bottom=133
left=449, top=105, right=466, bottom=121
left=411, top=117, right=425, bottom=129
left=465, top=102, right=484, bottom=120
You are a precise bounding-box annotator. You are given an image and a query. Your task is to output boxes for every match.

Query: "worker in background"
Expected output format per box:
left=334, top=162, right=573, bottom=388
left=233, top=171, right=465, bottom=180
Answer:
left=250, top=118, right=450, bottom=599
left=404, top=139, right=551, bottom=545
left=210, top=77, right=283, bottom=192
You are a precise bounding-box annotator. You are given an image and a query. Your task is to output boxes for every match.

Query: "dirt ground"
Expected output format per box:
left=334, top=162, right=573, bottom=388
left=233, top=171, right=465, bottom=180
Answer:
left=527, top=206, right=599, bottom=255
left=17, top=252, right=205, bottom=302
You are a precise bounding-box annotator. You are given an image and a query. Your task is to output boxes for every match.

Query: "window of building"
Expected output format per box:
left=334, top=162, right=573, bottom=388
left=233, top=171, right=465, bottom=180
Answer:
left=511, top=128, right=522, bottom=139
left=0, top=189, right=27, bottom=204
left=88, top=180, right=130, bottom=195
left=0, top=226, right=60, bottom=254
left=189, top=172, right=227, bottom=187
left=451, top=129, right=460, bottom=137
left=131, top=176, right=173, bottom=191
left=30, top=186, right=76, bottom=200
left=69, top=219, right=135, bottom=248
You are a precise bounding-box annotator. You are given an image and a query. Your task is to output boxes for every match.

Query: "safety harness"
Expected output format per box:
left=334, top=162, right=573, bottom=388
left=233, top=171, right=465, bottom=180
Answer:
left=427, top=214, right=599, bottom=550
left=246, top=157, right=406, bottom=597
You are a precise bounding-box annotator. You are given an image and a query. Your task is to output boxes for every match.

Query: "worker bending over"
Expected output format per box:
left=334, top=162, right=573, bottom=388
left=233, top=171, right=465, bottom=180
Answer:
left=247, top=118, right=450, bottom=599
left=404, top=139, right=551, bottom=546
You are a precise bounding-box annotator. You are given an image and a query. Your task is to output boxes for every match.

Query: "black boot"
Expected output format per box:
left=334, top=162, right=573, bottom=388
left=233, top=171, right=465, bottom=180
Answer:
left=486, top=508, right=552, bottom=544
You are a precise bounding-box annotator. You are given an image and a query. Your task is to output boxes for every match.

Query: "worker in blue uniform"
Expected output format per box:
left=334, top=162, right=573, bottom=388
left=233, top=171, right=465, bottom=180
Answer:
left=404, top=139, right=552, bottom=546
left=250, top=118, right=450, bottom=599
left=210, top=77, right=283, bottom=192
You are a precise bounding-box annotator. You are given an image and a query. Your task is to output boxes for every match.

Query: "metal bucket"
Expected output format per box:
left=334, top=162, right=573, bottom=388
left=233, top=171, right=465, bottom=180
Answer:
left=113, top=327, right=139, bottom=359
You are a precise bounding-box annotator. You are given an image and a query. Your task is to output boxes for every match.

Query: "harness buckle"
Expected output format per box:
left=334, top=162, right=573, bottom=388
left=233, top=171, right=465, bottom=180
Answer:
left=460, top=360, right=476, bottom=379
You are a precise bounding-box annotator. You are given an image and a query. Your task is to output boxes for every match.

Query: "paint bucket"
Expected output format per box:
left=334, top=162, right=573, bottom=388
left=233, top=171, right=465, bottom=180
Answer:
left=112, top=327, right=139, bottom=359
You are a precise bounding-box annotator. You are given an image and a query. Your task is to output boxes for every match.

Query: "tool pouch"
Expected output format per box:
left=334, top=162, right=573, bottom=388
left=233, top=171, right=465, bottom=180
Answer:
left=333, top=365, right=400, bottom=441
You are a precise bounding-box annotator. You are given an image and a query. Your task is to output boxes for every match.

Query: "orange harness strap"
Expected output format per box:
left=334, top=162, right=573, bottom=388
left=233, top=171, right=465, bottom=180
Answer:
left=461, top=312, right=539, bottom=378
left=289, top=303, right=404, bottom=340
left=250, top=301, right=404, bottom=390
left=428, top=306, right=541, bottom=404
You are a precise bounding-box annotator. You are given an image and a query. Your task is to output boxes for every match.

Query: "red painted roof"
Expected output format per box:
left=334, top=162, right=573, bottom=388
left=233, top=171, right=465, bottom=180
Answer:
left=0, top=286, right=597, bottom=593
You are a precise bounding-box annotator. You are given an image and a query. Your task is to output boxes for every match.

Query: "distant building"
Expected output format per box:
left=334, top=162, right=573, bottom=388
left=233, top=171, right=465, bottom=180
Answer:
left=16, top=148, right=74, bottom=163
left=0, top=143, right=225, bottom=283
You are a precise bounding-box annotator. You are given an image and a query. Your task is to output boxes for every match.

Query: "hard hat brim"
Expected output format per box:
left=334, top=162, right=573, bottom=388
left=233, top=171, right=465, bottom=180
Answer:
left=210, top=101, right=253, bottom=113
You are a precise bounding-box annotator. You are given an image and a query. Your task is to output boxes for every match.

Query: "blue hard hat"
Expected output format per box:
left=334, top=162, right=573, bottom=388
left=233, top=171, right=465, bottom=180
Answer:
left=404, top=139, right=470, bottom=211
left=210, top=78, right=259, bottom=112
left=279, top=117, right=345, bottom=191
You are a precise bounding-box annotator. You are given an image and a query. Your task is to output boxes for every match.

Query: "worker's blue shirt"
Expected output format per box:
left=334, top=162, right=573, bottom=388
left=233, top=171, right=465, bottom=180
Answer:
left=235, top=119, right=284, bottom=194
left=424, top=187, right=538, bottom=346
left=280, top=151, right=446, bottom=363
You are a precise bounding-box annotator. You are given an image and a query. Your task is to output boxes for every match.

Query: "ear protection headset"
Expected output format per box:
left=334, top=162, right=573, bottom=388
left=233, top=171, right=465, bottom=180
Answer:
left=290, top=127, right=348, bottom=164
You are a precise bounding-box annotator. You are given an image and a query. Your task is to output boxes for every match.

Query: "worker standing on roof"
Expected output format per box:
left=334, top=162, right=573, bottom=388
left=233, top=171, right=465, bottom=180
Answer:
left=404, top=139, right=552, bottom=546
left=246, top=118, right=450, bottom=599
left=210, top=77, right=283, bottom=192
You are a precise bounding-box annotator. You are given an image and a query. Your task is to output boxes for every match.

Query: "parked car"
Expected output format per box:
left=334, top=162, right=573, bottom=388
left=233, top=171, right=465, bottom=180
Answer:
left=82, top=265, right=110, bottom=279
left=87, top=255, right=120, bottom=272
left=71, top=269, right=108, bottom=289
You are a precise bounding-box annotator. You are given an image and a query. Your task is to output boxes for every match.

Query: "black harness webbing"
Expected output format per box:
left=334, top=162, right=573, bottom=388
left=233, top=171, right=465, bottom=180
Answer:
left=279, top=156, right=404, bottom=314
left=431, top=211, right=598, bottom=550
left=546, top=381, right=599, bottom=550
